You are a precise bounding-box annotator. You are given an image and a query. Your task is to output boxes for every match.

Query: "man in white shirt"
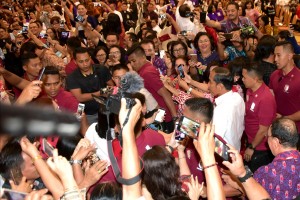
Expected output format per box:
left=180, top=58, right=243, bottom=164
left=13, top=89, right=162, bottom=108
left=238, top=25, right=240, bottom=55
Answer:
left=208, top=67, right=245, bottom=151
left=109, top=2, right=123, bottom=22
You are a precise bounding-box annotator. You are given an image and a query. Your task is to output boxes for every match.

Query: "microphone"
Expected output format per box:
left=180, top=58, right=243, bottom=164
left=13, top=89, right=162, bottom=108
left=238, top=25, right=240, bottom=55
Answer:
left=120, top=72, right=145, bottom=93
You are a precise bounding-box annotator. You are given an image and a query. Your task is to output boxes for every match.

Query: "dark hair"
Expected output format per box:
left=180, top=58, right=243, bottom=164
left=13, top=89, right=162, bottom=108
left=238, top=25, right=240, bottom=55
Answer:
left=21, top=52, right=39, bottom=66
left=244, top=0, right=254, bottom=9
left=33, top=20, right=43, bottom=28
left=90, top=182, right=122, bottom=200
left=254, top=35, right=276, bottom=61
left=73, top=47, right=89, bottom=59
left=170, top=40, right=188, bottom=59
left=20, top=42, right=38, bottom=55
left=126, top=43, right=146, bottom=57
left=271, top=118, right=299, bottom=148
left=175, top=55, right=188, bottom=66
left=212, top=67, right=233, bottom=90
left=94, top=46, right=108, bottom=64
left=126, top=32, right=138, bottom=43
left=50, top=16, right=61, bottom=24
left=184, top=98, right=214, bottom=123
left=275, top=40, right=294, bottom=53
left=66, top=37, right=82, bottom=52
left=0, top=141, right=24, bottom=180
left=43, top=2, right=51, bottom=6
left=258, top=15, right=269, bottom=26
left=278, top=30, right=291, bottom=40
left=105, top=32, right=120, bottom=41
left=103, top=13, right=122, bottom=38
left=178, top=4, right=191, bottom=18
left=243, top=62, right=264, bottom=80
left=46, top=28, right=59, bottom=40
left=110, top=64, right=129, bottom=75
left=44, top=66, right=60, bottom=76
left=56, top=135, right=82, bottom=160
left=226, top=1, right=239, bottom=10
left=207, top=3, right=217, bottom=13
left=109, top=45, right=126, bottom=65
left=193, top=32, right=216, bottom=52
left=142, top=146, right=186, bottom=200
left=140, top=39, right=155, bottom=48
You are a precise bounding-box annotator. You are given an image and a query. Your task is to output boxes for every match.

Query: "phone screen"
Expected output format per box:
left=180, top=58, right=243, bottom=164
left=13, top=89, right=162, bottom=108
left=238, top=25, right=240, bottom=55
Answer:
left=154, top=108, right=165, bottom=123
left=77, top=103, right=85, bottom=116
left=177, top=116, right=200, bottom=139
left=214, top=134, right=231, bottom=161
left=38, top=67, right=45, bottom=81
left=61, top=31, right=69, bottom=39
left=3, top=189, right=28, bottom=200
left=22, top=26, right=28, bottom=34
left=42, top=138, right=54, bottom=157
left=224, top=33, right=233, bottom=40
left=178, top=64, right=185, bottom=78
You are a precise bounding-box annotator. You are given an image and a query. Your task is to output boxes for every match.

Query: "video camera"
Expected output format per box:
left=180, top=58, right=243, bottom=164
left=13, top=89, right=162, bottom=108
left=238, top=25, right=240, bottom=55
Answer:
left=240, top=25, right=255, bottom=38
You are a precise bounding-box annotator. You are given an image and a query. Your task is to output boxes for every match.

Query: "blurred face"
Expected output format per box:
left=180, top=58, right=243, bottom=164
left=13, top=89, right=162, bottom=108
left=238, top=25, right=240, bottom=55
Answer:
left=218, top=2, right=222, bottom=9
left=96, top=49, right=107, bottom=64
left=198, top=35, right=211, bottom=53
left=23, top=57, right=42, bottom=79
left=43, top=74, right=61, bottom=98
left=227, top=5, right=238, bottom=20
left=274, top=46, right=291, bottom=70
left=151, top=20, right=157, bottom=28
left=106, top=35, right=119, bottom=48
left=109, top=47, right=121, bottom=61
left=77, top=5, right=87, bottom=16
left=0, top=28, right=6, bottom=39
left=51, top=21, right=60, bottom=30
left=43, top=4, right=52, bottom=12
left=21, top=152, right=39, bottom=180
left=75, top=52, right=92, bottom=72
left=128, top=53, right=145, bottom=71
left=29, top=22, right=40, bottom=36
left=124, top=34, right=132, bottom=49
left=208, top=71, right=219, bottom=96
left=172, top=44, right=185, bottom=58
left=112, top=68, right=127, bottom=87
left=122, top=4, right=127, bottom=11
left=175, top=58, right=189, bottom=74
left=242, top=69, right=256, bottom=89
left=141, top=42, right=155, bottom=58
left=153, top=38, right=160, bottom=52
left=246, top=2, right=252, bottom=9
left=238, top=6, right=243, bottom=16
left=46, top=29, right=55, bottom=39
left=29, top=12, right=36, bottom=19
left=258, top=17, right=264, bottom=26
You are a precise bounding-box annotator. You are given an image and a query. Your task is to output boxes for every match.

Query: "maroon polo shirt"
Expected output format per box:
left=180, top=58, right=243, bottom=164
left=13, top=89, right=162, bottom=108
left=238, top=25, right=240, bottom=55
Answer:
left=65, top=58, right=77, bottom=76
left=269, top=67, right=300, bottom=130
left=52, top=88, right=79, bottom=113
left=138, top=62, right=172, bottom=122
left=245, top=83, right=276, bottom=151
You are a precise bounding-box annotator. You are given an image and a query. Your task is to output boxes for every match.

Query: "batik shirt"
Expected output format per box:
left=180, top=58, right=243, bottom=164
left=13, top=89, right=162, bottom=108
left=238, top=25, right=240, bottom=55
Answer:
left=254, top=150, right=300, bottom=200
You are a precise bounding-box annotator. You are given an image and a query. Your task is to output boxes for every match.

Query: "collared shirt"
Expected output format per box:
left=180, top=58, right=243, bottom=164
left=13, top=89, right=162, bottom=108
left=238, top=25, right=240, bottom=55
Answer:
left=138, top=62, right=172, bottom=122
left=254, top=150, right=300, bottom=199
left=52, top=88, right=79, bottom=113
left=245, top=83, right=276, bottom=150
left=220, top=16, right=258, bottom=33
left=224, top=46, right=247, bottom=63
left=213, top=90, right=245, bottom=151
left=269, top=67, right=300, bottom=131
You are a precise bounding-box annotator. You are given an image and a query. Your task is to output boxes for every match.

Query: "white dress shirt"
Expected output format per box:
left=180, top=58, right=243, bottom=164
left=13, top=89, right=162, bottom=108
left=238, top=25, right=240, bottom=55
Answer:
left=213, top=90, right=245, bottom=151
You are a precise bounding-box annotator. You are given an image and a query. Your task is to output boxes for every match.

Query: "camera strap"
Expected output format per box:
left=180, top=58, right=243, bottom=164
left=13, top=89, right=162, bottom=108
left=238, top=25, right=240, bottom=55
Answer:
left=106, top=111, right=144, bottom=186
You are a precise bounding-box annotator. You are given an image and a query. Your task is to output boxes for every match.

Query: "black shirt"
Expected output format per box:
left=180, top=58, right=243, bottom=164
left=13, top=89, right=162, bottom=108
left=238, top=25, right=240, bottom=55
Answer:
left=66, top=64, right=111, bottom=115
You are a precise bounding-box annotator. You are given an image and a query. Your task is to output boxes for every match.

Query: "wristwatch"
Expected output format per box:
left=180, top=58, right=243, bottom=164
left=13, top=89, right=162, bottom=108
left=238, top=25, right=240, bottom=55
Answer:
left=69, top=159, right=82, bottom=165
left=238, top=165, right=253, bottom=183
left=247, top=143, right=255, bottom=150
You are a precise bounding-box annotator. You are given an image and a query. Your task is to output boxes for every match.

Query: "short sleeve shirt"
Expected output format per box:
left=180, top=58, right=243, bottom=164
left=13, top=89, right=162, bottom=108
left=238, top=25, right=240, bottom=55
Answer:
left=220, top=16, right=258, bottom=33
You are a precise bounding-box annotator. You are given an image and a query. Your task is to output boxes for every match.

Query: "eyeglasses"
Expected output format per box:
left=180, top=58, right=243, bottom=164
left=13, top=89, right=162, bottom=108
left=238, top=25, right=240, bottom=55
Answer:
left=173, top=48, right=185, bottom=53
left=96, top=54, right=106, bottom=58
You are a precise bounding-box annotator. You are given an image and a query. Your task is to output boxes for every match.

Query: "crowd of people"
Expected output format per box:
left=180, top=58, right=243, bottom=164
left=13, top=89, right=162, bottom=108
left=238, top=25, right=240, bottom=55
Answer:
left=0, top=0, right=299, bottom=199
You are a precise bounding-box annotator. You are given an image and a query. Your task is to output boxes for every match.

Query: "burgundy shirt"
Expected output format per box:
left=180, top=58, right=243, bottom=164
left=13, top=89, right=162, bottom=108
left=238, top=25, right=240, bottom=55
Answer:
left=269, top=67, right=300, bottom=130
left=138, top=62, right=172, bottom=122
left=52, top=88, right=79, bottom=113
left=65, top=58, right=77, bottom=76
left=245, top=83, right=276, bottom=150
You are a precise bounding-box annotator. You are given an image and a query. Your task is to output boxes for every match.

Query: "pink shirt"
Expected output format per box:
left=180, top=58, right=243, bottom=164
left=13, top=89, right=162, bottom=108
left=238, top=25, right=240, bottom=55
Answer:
left=52, top=88, right=79, bottom=113
left=245, top=83, right=276, bottom=150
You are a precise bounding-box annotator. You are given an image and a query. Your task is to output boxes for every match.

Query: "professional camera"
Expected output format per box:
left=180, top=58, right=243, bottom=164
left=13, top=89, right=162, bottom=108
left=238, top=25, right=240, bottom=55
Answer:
left=94, top=77, right=136, bottom=115
left=240, top=25, right=255, bottom=38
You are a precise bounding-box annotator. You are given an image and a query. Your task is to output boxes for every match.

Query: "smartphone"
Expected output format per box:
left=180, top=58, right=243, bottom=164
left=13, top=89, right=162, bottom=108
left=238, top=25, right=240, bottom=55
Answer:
left=2, top=189, right=28, bottom=200
left=214, top=134, right=231, bottom=162
left=200, top=11, right=207, bottom=23
left=174, top=122, right=186, bottom=141
left=223, top=33, right=233, bottom=40
left=37, top=67, right=45, bottom=81
left=189, top=53, right=197, bottom=62
left=159, top=13, right=166, bottom=19
left=42, top=138, right=54, bottom=157
left=146, top=55, right=152, bottom=62
left=154, top=108, right=165, bottom=123
left=178, top=64, right=185, bottom=78
left=180, top=30, right=187, bottom=36
left=22, top=26, right=28, bottom=34
left=93, top=2, right=101, bottom=6
left=159, top=50, right=165, bottom=59
left=77, top=103, right=85, bottom=116
left=76, top=15, right=84, bottom=22
left=177, top=116, right=200, bottom=139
